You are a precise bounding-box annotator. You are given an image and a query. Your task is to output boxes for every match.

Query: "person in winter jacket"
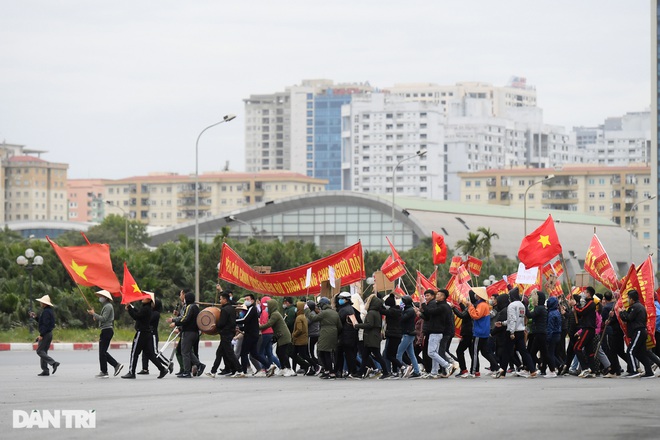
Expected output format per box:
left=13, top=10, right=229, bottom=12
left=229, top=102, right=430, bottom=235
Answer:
left=236, top=293, right=271, bottom=377
left=545, top=296, right=563, bottom=377
left=215, top=292, right=242, bottom=377
left=419, top=289, right=457, bottom=378
left=306, top=300, right=321, bottom=366
left=257, top=296, right=281, bottom=373
left=335, top=292, right=360, bottom=378
left=292, top=301, right=319, bottom=375
left=381, top=294, right=404, bottom=376
left=170, top=290, right=204, bottom=378
left=526, top=291, right=552, bottom=376
left=123, top=294, right=167, bottom=379
left=259, top=298, right=295, bottom=376
left=464, top=287, right=499, bottom=378
left=452, top=297, right=473, bottom=377
left=617, top=289, right=654, bottom=378
left=138, top=296, right=163, bottom=375
left=569, top=286, right=598, bottom=377
left=306, top=297, right=343, bottom=379
left=88, top=290, right=123, bottom=378
left=356, top=295, right=391, bottom=379
left=395, top=295, right=422, bottom=378
left=31, top=295, right=60, bottom=377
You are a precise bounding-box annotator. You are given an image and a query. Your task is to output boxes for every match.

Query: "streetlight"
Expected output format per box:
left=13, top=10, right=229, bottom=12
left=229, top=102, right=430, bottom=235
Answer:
left=105, top=201, right=129, bottom=251
left=391, top=149, right=426, bottom=252
left=227, top=215, right=259, bottom=236
left=628, top=194, right=656, bottom=264
left=17, top=248, right=44, bottom=334
left=523, top=174, right=555, bottom=235
left=195, top=114, right=236, bottom=302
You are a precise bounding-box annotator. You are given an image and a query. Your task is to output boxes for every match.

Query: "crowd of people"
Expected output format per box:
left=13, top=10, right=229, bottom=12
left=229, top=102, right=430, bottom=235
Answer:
left=31, top=284, right=660, bottom=381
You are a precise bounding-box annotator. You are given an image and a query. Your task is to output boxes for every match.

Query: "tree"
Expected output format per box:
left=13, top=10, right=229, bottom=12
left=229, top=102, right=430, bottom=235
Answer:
left=455, top=232, right=483, bottom=258
left=477, top=227, right=499, bottom=259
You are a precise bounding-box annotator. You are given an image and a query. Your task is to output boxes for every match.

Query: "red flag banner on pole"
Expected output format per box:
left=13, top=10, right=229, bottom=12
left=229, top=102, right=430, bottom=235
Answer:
left=121, top=263, right=151, bottom=304
left=381, top=258, right=406, bottom=282
left=467, top=256, right=483, bottom=276
left=518, top=215, right=563, bottom=268
left=386, top=236, right=405, bottom=264
left=432, top=231, right=447, bottom=265
left=486, top=279, right=509, bottom=297
left=551, top=259, right=564, bottom=278
left=428, top=268, right=438, bottom=287
left=449, top=256, right=463, bottom=275
left=219, top=242, right=365, bottom=296
left=636, top=256, right=657, bottom=348
left=416, top=270, right=436, bottom=293
left=456, top=265, right=471, bottom=285
left=584, top=234, right=619, bottom=292
left=541, top=264, right=554, bottom=280
left=47, top=236, right=121, bottom=295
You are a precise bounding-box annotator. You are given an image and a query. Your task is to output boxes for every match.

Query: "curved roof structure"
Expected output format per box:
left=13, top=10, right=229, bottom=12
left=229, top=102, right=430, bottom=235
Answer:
left=2, top=220, right=93, bottom=239
left=149, top=191, right=647, bottom=277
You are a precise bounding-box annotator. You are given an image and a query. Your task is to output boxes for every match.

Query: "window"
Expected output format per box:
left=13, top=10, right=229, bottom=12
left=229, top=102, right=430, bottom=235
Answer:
left=465, top=181, right=471, bottom=187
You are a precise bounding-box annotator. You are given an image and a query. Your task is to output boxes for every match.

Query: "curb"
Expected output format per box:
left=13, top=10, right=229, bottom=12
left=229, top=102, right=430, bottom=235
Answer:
left=0, top=340, right=219, bottom=352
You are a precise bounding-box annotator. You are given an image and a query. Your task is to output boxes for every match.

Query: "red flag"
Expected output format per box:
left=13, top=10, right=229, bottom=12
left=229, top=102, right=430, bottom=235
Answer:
left=551, top=260, right=564, bottom=278
left=456, top=265, right=471, bottom=285
left=416, top=271, right=436, bottom=293
left=541, top=264, right=554, bottom=280
left=381, top=256, right=406, bottom=282
left=432, top=231, right=447, bottom=264
left=394, top=286, right=407, bottom=296
left=47, top=237, right=121, bottom=295
left=637, top=256, right=657, bottom=348
left=518, top=215, right=562, bottom=268
left=449, top=256, right=463, bottom=275
left=547, top=280, right=564, bottom=297
left=467, top=256, right=483, bottom=276
left=486, top=279, right=509, bottom=297
left=386, top=237, right=405, bottom=264
left=584, top=234, right=619, bottom=292
left=121, top=263, right=151, bottom=304
left=428, top=268, right=438, bottom=287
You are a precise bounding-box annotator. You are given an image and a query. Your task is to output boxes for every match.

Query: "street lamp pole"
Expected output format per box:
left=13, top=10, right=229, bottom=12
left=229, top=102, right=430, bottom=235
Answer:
left=628, top=195, right=656, bottom=265
left=195, top=114, right=236, bottom=302
left=391, top=150, right=426, bottom=252
left=228, top=215, right=259, bottom=236
left=523, top=174, right=555, bottom=235
left=16, top=248, right=43, bottom=334
left=106, top=201, right=128, bottom=251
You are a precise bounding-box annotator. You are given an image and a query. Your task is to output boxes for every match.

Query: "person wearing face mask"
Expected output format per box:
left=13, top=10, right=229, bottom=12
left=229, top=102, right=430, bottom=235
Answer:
left=235, top=294, right=272, bottom=378
left=336, top=292, right=360, bottom=379
left=256, top=296, right=282, bottom=376
left=88, top=290, right=124, bottom=378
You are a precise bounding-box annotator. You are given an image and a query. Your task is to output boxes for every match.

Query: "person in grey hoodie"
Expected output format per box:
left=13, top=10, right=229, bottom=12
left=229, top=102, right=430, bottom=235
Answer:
left=88, top=290, right=123, bottom=378
left=495, top=288, right=536, bottom=378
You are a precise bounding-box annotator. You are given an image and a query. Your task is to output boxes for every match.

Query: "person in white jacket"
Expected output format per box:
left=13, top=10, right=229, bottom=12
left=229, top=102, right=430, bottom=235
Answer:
left=494, top=288, right=537, bottom=378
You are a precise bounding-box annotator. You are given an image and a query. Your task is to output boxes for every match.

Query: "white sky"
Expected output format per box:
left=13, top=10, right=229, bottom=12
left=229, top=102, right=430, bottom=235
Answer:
left=0, top=0, right=651, bottom=179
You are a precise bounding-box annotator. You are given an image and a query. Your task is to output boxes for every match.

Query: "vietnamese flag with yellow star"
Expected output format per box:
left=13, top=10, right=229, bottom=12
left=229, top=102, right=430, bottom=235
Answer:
left=121, top=263, right=151, bottom=304
left=517, top=215, right=563, bottom=268
left=47, top=237, right=121, bottom=295
left=431, top=231, right=447, bottom=264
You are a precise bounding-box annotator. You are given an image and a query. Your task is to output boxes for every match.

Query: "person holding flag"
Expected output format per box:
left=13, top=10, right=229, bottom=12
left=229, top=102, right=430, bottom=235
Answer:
left=569, top=287, right=598, bottom=378
left=122, top=293, right=168, bottom=380
left=87, top=290, right=123, bottom=378
left=616, top=290, right=654, bottom=379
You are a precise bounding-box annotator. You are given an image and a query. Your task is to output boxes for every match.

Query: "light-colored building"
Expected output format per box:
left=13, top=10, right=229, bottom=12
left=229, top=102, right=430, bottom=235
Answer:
left=1, top=143, right=68, bottom=222
left=459, top=165, right=654, bottom=255
left=94, top=171, right=327, bottom=227
left=67, top=179, right=109, bottom=222
left=341, top=93, right=445, bottom=199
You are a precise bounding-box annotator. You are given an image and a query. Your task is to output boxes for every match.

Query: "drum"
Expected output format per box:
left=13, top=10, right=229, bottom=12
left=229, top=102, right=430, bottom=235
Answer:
left=197, top=307, right=221, bottom=335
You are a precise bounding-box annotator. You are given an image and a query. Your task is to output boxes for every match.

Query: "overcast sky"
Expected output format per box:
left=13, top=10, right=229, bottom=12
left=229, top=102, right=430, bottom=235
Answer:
left=0, top=0, right=651, bottom=179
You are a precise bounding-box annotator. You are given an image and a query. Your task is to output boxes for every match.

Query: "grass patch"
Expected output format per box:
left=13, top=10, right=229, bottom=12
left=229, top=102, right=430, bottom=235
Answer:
left=0, top=326, right=219, bottom=343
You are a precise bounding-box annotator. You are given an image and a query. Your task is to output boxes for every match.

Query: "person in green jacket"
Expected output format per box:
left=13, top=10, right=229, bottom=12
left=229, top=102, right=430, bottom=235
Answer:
left=356, top=295, right=391, bottom=379
left=259, top=299, right=295, bottom=376
left=306, top=297, right=343, bottom=379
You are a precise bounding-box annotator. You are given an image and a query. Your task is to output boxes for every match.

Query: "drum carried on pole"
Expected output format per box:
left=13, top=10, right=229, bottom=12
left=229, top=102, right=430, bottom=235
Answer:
left=197, top=306, right=221, bottom=335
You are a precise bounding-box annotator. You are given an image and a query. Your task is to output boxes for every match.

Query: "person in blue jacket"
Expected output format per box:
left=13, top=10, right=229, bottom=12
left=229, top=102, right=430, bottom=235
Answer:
left=30, top=295, right=60, bottom=377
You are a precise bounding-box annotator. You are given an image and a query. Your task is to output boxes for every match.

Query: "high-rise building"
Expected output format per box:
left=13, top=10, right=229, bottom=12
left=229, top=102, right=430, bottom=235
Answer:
left=651, top=1, right=659, bottom=259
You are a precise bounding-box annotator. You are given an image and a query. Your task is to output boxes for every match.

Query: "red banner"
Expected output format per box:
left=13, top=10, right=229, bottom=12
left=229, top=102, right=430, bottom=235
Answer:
left=218, top=242, right=365, bottom=297
left=486, top=279, right=509, bottom=297
left=456, top=265, right=471, bottom=284
left=584, top=234, right=619, bottom=292
left=466, top=256, right=482, bottom=276
left=449, top=256, right=463, bottom=275
left=382, top=258, right=406, bottom=282
left=552, top=260, right=564, bottom=278
left=541, top=264, right=554, bottom=280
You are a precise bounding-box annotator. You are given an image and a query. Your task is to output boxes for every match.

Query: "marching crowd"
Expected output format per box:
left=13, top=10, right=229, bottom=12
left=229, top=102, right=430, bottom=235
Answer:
left=30, top=284, right=660, bottom=381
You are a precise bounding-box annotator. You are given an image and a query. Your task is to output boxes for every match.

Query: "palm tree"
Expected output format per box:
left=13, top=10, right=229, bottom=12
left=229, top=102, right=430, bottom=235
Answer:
left=477, top=227, right=499, bottom=259
left=455, top=232, right=482, bottom=257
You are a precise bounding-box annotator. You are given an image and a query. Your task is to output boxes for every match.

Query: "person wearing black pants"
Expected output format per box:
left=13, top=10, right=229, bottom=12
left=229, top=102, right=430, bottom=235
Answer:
left=381, top=294, right=403, bottom=375
left=139, top=297, right=163, bottom=375
left=526, top=291, right=551, bottom=374
left=600, top=292, right=623, bottom=375
left=452, top=301, right=473, bottom=376
left=236, top=294, right=270, bottom=376
left=306, top=301, right=320, bottom=365
left=618, top=289, right=654, bottom=378
left=169, top=291, right=204, bottom=378
left=88, top=290, right=123, bottom=378
left=420, top=290, right=435, bottom=373
left=122, top=296, right=167, bottom=379
left=356, top=295, right=390, bottom=379
left=31, top=295, right=60, bottom=377
left=216, top=292, right=242, bottom=375
left=570, top=287, right=598, bottom=377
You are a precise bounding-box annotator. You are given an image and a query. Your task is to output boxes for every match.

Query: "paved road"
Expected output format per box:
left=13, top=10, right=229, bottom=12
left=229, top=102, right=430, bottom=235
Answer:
left=1, top=347, right=659, bottom=440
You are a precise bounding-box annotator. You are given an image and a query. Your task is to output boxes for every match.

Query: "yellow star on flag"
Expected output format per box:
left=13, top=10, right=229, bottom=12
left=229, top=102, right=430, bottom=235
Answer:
left=435, top=243, right=441, bottom=253
left=132, top=283, right=140, bottom=293
left=71, top=259, right=88, bottom=281
left=538, top=235, right=551, bottom=248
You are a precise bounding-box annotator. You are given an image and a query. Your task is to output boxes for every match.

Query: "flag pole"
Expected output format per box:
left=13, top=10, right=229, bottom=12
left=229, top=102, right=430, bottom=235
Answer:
left=560, top=253, right=578, bottom=323
left=75, top=285, right=93, bottom=309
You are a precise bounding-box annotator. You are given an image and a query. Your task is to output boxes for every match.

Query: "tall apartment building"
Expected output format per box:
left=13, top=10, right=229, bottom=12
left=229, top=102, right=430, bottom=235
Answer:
left=1, top=143, right=68, bottom=222
left=76, top=171, right=327, bottom=227
left=459, top=165, right=654, bottom=251
left=67, top=179, right=109, bottom=222
left=342, top=93, right=444, bottom=199
left=653, top=1, right=660, bottom=258
left=575, top=110, right=651, bottom=165
left=244, top=80, right=373, bottom=189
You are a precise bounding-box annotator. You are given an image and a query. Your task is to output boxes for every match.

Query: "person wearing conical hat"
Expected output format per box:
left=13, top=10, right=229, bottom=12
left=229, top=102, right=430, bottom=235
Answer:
left=88, top=290, right=123, bottom=378
left=29, top=295, right=60, bottom=377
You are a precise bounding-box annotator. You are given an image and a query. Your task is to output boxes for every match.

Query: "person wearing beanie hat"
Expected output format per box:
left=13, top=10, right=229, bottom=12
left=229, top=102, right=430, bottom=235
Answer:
left=617, top=290, right=654, bottom=378
left=494, top=288, right=535, bottom=378
left=381, top=294, right=404, bottom=377
left=31, top=295, right=60, bottom=376
left=305, top=296, right=343, bottom=379
left=568, top=286, right=598, bottom=378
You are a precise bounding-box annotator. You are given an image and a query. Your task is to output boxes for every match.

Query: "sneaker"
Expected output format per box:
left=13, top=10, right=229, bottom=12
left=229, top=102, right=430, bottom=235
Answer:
left=168, top=363, right=174, bottom=374
left=439, top=368, right=451, bottom=378
left=409, top=372, right=422, bottom=379
left=283, top=368, right=297, bottom=377
left=652, top=364, right=658, bottom=372
left=448, top=363, right=458, bottom=377
left=568, top=369, right=579, bottom=376
left=390, top=372, right=400, bottom=380
left=158, top=368, right=167, bottom=379
left=403, top=365, right=413, bottom=378
left=425, top=373, right=439, bottom=379
left=177, top=373, right=192, bottom=378
left=347, top=374, right=362, bottom=380
left=253, top=370, right=267, bottom=377
left=456, top=369, right=468, bottom=378
left=296, top=368, right=306, bottom=375
left=197, top=363, right=206, bottom=376
left=544, top=371, right=557, bottom=378
left=275, top=368, right=284, bottom=376
left=96, top=372, right=109, bottom=379
left=52, top=362, right=60, bottom=375
left=362, top=367, right=374, bottom=379
left=231, top=372, right=247, bottom=378
left=516, top=370, right=530, bottom=378
left=641, top=373, right=655, bottom=379
left=191, top=365, right=198, bottom=377
left=205, top=372, right=216, bottom=378
left=37, top=371, right=50, bottom=376
left=218, top=370, right=232, bottom=376
left=529, top=371, right=538, bottom=378
left=121, top=373, right=136, bottom=379
left=623, top=372, right=641, bottom=378
left=474, top=372, right=481, bottom=378
left=266, top=364, right=277, bottom=377
left=114, top=364, right=124, bottom=377
left=378, top=373, right=391, bottom=380
left=137, top=369, right=149, bottom=375
left=602, top=372, right=616, bottom=378
left=494, top=369, right=505, bottom=379
left=578, top=369, right=590, bottom=378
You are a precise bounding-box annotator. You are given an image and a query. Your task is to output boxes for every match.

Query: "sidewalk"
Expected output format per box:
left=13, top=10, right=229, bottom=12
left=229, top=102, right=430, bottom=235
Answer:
left=0, top=340, right=219, bottom=351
